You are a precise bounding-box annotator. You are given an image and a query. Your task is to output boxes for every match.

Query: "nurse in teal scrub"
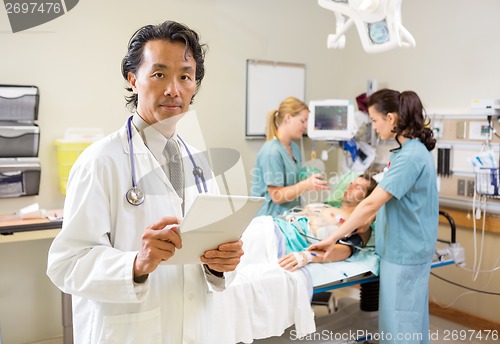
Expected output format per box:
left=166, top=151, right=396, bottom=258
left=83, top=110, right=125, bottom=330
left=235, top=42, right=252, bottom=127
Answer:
left=251, top=97, right=330, bottom=217
left=309, top=89, right=438, bottom=344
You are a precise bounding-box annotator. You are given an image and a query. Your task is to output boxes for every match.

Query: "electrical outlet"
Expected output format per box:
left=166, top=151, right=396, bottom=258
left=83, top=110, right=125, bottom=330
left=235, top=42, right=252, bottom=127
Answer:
left=467, top=180, right=475, bottom=197
left=457, top=179, right=465, bottom=196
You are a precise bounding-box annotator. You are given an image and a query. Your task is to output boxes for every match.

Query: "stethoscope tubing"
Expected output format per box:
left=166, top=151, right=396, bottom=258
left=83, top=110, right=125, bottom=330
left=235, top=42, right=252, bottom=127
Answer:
left=177, top=135, right=208, bottom=193
left=126, top=115, right=207, bottom=206
left=127, top=116, right=139, bottom=189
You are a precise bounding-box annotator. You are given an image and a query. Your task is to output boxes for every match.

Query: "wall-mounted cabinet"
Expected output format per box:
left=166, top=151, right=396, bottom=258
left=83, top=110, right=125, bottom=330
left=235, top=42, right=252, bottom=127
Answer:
left=0, top=85, right=41, bottom=198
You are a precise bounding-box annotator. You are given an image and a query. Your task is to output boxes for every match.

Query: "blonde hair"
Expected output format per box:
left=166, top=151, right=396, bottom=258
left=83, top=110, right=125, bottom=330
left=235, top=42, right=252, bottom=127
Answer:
left=265, top=97, right=308, bottom=141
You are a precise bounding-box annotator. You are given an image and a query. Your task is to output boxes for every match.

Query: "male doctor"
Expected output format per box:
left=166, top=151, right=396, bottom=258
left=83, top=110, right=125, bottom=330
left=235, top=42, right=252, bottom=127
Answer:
left=47, top=21, right=244, bottom=343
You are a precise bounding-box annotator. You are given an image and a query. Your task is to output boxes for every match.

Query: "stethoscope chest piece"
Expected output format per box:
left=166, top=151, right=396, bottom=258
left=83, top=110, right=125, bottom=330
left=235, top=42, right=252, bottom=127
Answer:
left=193, top=165, right=204, bottom=178
left=126, top=186, right=145, bottom=206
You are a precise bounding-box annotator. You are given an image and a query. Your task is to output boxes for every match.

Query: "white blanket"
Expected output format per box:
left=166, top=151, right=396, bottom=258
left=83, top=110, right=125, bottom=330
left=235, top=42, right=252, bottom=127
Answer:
left=213, top=216, right=315, bottom=343
left=213, top=215, right=380, bottom=343
left=213, top=263, right=314, bottom=343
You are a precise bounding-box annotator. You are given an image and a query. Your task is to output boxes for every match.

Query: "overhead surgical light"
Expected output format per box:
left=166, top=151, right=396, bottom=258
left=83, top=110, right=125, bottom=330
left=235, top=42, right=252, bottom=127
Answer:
left=318, top=0, right=416, bottom=53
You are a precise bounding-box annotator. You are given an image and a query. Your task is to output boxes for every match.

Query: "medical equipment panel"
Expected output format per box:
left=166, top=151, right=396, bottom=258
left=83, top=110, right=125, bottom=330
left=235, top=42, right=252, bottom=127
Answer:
left=475, top=168, right=500, bottom=198
left=0, top=121, right=40, bottom=157
left=317, top=0, right=416, bottom=53
left=429, top=113, right=500, bottom=215
left=307, top=99, right=357, bottom=141
left=0, top=85, right=39, bottom=121
left=0, top=158, right=41, bottom=197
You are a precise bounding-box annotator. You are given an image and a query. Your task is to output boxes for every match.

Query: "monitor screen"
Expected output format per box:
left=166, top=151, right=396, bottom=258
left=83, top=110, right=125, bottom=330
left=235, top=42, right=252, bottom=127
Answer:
left=314, top=105, right=349, bottom=131
left=307, top=99, right=356, bottom=141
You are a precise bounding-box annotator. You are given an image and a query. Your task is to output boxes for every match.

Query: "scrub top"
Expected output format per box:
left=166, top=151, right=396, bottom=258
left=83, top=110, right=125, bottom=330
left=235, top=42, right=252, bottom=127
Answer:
left=251, top=137, right=302, bottom=217
left=376, top=139, right=438, bottom=265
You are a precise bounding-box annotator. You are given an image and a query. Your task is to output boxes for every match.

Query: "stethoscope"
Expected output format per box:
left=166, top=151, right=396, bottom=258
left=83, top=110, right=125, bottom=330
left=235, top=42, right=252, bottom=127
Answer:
left=125, top=116, right=207, bottom=206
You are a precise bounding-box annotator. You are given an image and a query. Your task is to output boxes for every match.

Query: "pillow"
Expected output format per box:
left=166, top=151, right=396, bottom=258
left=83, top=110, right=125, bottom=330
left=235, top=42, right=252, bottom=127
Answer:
left=323, top=171, right=361, bottom=207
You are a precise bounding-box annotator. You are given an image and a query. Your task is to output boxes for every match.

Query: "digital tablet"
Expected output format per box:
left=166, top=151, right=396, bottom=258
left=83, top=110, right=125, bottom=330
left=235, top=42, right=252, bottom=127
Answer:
left=161, top=194, right=265, bottom=264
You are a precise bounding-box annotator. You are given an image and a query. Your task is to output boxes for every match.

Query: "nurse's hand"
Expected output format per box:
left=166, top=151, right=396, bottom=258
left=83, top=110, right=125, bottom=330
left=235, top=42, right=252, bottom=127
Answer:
left=134, top=217, right=182, bottom=279
left=303, top=173, right=330, bottom=191
left=307, top=235, right=338, bottom=262
left=200, top=239, right=244, bottom=273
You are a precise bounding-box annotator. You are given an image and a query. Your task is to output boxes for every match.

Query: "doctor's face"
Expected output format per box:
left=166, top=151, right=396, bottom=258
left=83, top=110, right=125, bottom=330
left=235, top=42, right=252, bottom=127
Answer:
left=128, top=40, right=197, bottom=125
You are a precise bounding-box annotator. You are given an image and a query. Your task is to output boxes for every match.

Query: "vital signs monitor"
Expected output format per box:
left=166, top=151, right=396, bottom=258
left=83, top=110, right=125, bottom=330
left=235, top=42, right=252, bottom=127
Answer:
left=307, top=99, right=357, bottom=141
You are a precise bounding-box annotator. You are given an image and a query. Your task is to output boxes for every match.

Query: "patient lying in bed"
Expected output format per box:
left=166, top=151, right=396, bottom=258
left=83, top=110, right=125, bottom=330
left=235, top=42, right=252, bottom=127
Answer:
left=275, top=174, right=377, bottom=271
left=213, top=174, right=378, bottom=343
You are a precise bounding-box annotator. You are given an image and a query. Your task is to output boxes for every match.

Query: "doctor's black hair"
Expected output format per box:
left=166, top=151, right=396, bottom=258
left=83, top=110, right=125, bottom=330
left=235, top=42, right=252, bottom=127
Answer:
left=367, top=89, right=436, bottom=152
left=121, top=20, right=207, bottom=111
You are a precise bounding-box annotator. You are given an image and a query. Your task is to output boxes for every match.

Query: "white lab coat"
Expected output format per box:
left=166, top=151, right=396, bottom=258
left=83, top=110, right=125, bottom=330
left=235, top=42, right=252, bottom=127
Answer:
left=47, top=118, right=233, bottom=344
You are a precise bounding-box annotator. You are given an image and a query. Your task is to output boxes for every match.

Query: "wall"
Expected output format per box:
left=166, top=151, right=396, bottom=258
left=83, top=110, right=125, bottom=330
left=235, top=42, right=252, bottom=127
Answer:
left=0, top=0, right=499, bottom=342
left=334, top=0, right=500, bottom=108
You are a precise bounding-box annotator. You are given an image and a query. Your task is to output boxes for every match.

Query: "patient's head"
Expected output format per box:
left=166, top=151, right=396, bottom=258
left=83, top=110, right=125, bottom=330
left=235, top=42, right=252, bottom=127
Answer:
left=342, top=174, right=377, bottom=205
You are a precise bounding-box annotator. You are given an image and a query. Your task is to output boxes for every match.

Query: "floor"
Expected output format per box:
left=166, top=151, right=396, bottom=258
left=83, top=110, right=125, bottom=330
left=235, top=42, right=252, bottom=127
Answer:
left=309, top=288, right=499, bottom=344
left=29, top=288, right=497, bottom=344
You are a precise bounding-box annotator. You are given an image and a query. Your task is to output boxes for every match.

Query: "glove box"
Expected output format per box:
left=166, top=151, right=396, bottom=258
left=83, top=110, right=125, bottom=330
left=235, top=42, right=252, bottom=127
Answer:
left=0, top=158, right=41, bottom=197
left=0, top=85, right=39, bottom=121
left=0, top=122, right=40, bottom=157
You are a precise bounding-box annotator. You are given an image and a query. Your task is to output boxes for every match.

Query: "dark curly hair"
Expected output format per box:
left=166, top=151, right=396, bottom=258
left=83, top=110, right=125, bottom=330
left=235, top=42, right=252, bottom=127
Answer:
left=121, top=21, right=207, bottom=111
left=367, top=89, right=436, bottom=151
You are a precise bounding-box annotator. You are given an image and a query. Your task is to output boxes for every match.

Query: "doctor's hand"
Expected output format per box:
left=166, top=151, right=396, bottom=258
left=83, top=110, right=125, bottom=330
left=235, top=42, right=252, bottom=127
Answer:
left=134, top=217, right=182, bottom=280
left=200, top=239, right=244, bottom=273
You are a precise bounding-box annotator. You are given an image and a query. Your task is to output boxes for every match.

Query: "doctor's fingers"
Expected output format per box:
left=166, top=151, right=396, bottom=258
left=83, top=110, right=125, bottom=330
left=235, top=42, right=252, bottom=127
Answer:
left=201, top=247, right=243, bottom=263
left=154, top=228, right=182, bottom=249
left=202, top=243, right=244, bottom=260
left=216, top=239, right=243, bottom=253
left=148, top=216, right=181, bottom=230
left=154, top=238, right=182, bottom=255
left=138, top=236, right=178, bottom=261
left=143, top=225, right=182, bottom=249
left=202, top=257, right=241, bottom=272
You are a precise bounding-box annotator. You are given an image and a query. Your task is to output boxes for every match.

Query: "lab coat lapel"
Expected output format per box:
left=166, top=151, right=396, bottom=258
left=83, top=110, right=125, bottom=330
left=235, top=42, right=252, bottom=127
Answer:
left=120, top=122, right=166, bottom=183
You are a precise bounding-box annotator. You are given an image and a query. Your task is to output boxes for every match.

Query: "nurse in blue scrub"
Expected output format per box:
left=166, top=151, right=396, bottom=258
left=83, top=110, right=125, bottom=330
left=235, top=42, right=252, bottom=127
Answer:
left=309, top=89, right=438, bottom=344
left=251, top=97, right=330, bottom=217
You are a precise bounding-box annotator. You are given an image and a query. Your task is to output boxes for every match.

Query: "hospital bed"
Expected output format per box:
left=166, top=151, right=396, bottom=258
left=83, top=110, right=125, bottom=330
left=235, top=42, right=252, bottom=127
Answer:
left=221, top=210, right=462, bottom=344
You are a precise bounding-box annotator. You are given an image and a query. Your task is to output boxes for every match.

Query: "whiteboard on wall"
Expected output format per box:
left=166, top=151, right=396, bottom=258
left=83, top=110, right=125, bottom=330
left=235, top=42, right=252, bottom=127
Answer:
left=245, top=59, right=306, bottom=139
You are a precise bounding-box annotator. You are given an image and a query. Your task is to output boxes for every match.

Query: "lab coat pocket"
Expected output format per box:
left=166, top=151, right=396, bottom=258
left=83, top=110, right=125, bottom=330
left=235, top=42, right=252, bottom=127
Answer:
left=99, top=307, right=162, bottom=344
